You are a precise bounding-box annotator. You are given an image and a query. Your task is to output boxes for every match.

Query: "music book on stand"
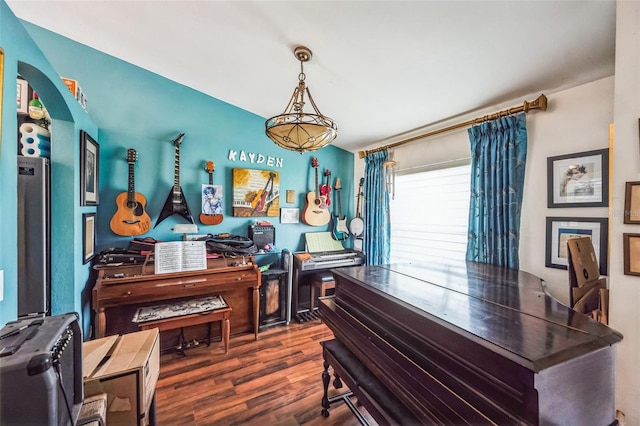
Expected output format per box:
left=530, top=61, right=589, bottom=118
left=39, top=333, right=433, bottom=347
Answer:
left=154, top=241, right=207, bottom=274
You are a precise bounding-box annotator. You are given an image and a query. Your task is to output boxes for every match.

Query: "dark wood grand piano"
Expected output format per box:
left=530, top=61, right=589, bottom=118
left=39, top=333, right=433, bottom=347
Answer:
left=318, top=261, right=623, bottom=426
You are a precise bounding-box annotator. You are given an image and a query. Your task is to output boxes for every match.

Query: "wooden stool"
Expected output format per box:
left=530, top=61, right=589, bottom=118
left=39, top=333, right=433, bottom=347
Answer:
left=310, top=279, right=335, bottom=311
left=138, top=306, right=231, bottom=355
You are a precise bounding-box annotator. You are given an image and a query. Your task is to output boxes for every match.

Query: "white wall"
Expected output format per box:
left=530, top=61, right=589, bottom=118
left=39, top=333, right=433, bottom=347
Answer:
left=520, top=77, right=614, bottom=305
left=610, top=1, right=640, bottom=422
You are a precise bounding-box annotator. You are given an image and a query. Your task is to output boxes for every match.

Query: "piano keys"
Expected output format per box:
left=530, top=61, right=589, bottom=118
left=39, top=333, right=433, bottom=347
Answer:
left=318, top=261, right=623, bottom=425
left=292, top=250, right=365, bottom=322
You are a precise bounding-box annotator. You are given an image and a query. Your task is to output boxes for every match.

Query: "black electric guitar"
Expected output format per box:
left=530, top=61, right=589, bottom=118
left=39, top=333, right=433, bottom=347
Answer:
left=155, top=133, right=194, bottom=228
left=331, top=178, right=349, bottom=240
left=109, top=149, right=152, bottom=236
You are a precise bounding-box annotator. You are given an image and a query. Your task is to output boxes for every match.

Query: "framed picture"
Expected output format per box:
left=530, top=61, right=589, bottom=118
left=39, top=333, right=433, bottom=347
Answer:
left=80, top=130, right=100, bottom=206
left=82, top=213, right=96, bottom=264
left=547, top=148, right=609, bottom=208
left=545, top=217, right=608, bottom=275
left=624, top=233, right=640, bottom=276
left=231, top=168, right=280, bottom=217
left=625, top=181, right=640, bottom=224
left=280, top=208, right=300, bottom=224
left=16, top=77, right=29, bottom=114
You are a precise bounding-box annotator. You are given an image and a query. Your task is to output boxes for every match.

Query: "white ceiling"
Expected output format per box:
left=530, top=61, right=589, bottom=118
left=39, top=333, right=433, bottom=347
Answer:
left=6, top=1, right=616, bottom=153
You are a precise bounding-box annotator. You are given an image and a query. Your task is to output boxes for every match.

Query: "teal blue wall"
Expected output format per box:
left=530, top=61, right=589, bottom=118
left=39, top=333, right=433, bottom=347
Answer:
left=0, top=1, right=98, bottom=331
left=21, top=22, right=355, bottom=254
left=1, top=2, right=353, bottom=334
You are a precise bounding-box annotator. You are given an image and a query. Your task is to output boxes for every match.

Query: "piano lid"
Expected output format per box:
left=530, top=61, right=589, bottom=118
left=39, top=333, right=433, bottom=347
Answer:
left=332, top=261, right=623, bottom=372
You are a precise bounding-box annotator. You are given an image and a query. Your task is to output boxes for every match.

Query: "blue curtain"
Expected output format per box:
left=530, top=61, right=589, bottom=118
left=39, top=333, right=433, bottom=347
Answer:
left=466, top=113, right=527, bottom=269
left=363, top=150, right=390, bottom=265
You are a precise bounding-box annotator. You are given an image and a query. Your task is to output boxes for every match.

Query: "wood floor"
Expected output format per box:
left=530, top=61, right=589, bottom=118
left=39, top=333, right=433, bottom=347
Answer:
left=155, top=320, right=377, bottom=425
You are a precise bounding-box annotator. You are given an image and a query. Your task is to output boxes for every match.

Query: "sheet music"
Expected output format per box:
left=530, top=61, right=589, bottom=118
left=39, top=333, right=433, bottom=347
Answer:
left=154, top=241, right=207, bottom=274
left=305, top=232, right=344, bottom=253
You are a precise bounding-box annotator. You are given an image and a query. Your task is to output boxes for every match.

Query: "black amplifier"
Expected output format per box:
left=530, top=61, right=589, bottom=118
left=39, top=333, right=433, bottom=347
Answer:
left=249, top=225, right=276, bottom=250
left=0, top=313, right=83, bottom=425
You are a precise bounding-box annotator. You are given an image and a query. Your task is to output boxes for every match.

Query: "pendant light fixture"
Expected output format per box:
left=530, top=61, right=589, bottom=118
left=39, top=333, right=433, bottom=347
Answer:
left=265, top=46, right=338, bottom=154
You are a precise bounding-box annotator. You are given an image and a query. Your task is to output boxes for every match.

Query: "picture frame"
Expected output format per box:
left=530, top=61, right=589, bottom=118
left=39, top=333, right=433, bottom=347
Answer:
left=82, top=212, right=96, bottom=264
left=16, top=77, right=29, bottom=114
left=280, top=207, right=300, bottom=224
left=547, top=148, right=609, bottom=208
left=624, top=181, right=640, bottom=224
left=545, top=216, right=608, bottom=275
left=623, top=233, right=640, bottom=276
left=80, top=130, right=100, bottom=206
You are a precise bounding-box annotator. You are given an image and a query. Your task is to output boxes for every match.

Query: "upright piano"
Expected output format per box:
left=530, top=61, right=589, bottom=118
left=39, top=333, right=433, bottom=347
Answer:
left=318, top=261, right=623, bottom=425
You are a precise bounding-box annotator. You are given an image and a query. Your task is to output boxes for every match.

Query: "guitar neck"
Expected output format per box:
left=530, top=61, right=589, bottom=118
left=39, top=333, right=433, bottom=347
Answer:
left=314, top=167, right=320, bottom=200
left=173, top=146, right=181, bottom=199
left=128, top=163, right=136, bottom=202
left=336, top=189, right=342, bottom=217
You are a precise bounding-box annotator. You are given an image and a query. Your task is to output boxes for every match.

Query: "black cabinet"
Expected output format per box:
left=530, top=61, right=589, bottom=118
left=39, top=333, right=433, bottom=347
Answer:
left=257, top=249, right=291, bottom=330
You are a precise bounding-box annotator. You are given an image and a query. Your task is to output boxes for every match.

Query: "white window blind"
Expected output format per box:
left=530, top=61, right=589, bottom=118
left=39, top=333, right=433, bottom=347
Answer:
left=390, top=164, right=471, bottom=266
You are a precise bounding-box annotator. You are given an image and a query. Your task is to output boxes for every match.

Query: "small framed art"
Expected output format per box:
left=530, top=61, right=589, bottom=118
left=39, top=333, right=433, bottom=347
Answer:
left=624, top=181, right=640, bottom=224
left=83, top=212, right=96, bottom=264
left=545, top=216, right=608, bottom=275
left=280, top=208, right=300, bottom=224
left=623, top=233, right=640, bottom=276
left=80, top=130, right=100, bottom=206
left=547, top=148, right=609, bottom=208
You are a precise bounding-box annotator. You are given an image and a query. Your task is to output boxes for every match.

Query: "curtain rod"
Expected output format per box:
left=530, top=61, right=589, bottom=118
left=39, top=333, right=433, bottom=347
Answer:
left=358, top=94, right=548, bottom=159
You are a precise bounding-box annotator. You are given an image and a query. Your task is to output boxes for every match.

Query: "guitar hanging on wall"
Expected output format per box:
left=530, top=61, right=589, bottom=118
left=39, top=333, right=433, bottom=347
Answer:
left=321, top=169, right=332, bottom=208
left=109, top=148, right=152, bottom=236
left=302, top=157, right=330, bottom=226
left=155, top=133, right=194, bottom=228
left=349, top=177, right=364, bottom=237
left=331, top=178, right=349, bottom=240
left=200, top=161, right=223, bottom=225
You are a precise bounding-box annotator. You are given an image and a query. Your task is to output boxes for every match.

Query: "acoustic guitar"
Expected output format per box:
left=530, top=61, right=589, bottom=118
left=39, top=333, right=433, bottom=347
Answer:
left=109, top=148, right=152, bottom=236
left=200, top=161, right=223, bottom=225
left=302, top=157, right=330, bottom=226
left=331, top=178, right=349, bottom=240
left=155, top=133, right=194, bottom=228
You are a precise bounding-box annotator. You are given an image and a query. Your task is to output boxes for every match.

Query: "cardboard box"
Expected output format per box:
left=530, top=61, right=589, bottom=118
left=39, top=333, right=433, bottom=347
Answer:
left=83, top=329, right=159, bottom=426
left=567, top=236, right=600, bottom=288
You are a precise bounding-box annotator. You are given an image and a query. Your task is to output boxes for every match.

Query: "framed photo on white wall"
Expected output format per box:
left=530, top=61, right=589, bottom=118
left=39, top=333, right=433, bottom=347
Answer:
left=547, top=148, right=609, bottom=208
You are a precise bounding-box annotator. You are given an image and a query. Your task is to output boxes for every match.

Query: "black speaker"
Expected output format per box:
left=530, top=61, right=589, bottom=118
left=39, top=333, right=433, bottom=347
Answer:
left=249, top=225, right=276, bottom=250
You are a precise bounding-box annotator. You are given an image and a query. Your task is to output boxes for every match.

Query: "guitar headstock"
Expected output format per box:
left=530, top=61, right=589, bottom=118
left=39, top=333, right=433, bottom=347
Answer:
left=205, top=161, right=215, bottom=174
left=324, top=169, right=331, bottom=177
left=127, top=148, right=138, bottom=164
left=335, top=178, right=342, bottom=190
left=311, top=157, right=318, bottom=168
left=172, top=132, right=185, bottom=147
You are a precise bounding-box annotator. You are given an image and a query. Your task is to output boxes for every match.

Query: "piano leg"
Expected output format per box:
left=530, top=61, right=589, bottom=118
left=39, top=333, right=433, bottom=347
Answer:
left=333, top=373, right=343, bottom=389
left=322, top=359, right=331, bottom=417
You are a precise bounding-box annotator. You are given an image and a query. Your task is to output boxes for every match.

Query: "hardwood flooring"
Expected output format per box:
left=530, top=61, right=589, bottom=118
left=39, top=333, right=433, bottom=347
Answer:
left=155, top=320, right=376, bottom=425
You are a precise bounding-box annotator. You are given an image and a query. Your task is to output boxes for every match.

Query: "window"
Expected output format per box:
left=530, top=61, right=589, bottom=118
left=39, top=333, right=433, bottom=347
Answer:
left=390, top=164, right=471, bottom=266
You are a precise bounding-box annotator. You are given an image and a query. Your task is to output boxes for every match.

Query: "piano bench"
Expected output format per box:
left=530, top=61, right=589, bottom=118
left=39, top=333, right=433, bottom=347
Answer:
left=137, top=305, right=231, bottom=356
left=321, top=339, right=419, bottom=425
left=310, top=279, right=335, bottom=311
